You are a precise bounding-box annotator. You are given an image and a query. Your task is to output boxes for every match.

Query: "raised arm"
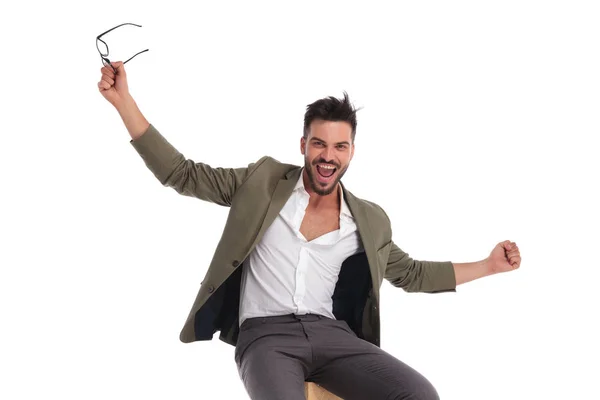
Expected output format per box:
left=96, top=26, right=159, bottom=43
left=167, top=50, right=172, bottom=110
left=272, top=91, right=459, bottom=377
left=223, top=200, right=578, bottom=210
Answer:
left=98, top=61, right=264, bottom=206
left=384, top=240, right=521, bottom=292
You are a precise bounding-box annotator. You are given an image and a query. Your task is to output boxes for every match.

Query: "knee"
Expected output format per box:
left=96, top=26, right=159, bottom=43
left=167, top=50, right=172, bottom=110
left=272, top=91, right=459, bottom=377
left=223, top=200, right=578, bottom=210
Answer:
left=412, top=386, right=440, bottom=400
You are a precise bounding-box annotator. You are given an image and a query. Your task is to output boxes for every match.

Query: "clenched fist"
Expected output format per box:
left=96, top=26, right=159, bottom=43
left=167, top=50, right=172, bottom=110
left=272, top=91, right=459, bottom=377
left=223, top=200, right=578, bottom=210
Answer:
left=98, top=61, right=130, bottom=108
left=486, top=240, right=521, bottom=274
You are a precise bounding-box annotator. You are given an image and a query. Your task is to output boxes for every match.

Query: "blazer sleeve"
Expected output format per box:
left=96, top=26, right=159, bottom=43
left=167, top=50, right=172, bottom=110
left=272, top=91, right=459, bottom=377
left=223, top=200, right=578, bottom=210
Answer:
left=383, top=241, right=457, bottom=293
left=130, top=123, right=267, bottom=206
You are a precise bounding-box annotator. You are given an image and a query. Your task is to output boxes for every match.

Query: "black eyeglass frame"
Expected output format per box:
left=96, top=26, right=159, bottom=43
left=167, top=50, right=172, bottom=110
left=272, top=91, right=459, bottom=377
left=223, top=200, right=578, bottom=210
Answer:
left=96, top=23, right=149, bottom=73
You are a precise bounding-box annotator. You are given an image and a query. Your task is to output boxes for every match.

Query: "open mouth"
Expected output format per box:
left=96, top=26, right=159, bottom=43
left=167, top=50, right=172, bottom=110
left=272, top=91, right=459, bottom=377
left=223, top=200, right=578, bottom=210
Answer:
left=316, top=164, right=337, bottom=182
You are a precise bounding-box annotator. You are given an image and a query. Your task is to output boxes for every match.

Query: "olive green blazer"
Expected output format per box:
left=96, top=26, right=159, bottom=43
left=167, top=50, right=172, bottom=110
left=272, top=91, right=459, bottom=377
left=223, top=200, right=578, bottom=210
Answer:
left=130, top=123, right=456, bottom=347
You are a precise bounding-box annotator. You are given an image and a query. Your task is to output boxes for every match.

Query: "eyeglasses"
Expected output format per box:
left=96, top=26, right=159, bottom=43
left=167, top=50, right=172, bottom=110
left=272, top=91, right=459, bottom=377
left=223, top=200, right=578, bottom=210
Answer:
left=96, top=23, right=149, bottom=73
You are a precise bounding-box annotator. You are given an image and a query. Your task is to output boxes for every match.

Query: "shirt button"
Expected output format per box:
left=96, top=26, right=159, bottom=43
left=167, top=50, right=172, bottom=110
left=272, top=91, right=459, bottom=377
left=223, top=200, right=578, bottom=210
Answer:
left=232, top=260, right=240, bottom=268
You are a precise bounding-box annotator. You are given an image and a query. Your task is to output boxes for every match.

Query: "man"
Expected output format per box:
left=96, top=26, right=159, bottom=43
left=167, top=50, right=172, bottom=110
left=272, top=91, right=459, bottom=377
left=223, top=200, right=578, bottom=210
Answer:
left=98, top=61, right=522, bottom=400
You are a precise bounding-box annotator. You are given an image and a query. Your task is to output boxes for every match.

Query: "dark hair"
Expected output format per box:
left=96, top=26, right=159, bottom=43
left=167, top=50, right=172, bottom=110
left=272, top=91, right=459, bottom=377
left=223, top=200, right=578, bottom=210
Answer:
left=303, top=91, right=361, bottom=141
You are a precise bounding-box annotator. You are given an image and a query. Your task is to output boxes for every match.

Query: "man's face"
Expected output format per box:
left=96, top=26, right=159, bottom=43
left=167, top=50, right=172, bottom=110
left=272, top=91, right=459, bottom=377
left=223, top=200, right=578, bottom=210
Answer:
left=300, top=119, right=355, bottom=196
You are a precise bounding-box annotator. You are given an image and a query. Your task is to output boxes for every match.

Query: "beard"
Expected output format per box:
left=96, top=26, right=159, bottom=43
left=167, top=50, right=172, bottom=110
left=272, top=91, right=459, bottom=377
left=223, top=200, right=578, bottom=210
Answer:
left=304, top=156, right=349, bottom=196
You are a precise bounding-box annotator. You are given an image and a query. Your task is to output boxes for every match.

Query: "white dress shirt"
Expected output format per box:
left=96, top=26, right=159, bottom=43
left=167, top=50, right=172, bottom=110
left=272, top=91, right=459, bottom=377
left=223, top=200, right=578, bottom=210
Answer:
left=238, top=169, right=363, bottom=327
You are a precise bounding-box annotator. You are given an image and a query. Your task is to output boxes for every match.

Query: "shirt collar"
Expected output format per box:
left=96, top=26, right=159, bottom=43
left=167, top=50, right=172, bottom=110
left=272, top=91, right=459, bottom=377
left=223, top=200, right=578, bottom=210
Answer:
left=295, top=168, right=354, bottom=220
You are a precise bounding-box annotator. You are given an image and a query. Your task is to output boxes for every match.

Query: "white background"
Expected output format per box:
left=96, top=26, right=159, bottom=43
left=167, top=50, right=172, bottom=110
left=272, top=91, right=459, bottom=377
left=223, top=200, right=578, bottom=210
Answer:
left=1, top=1, right=599, bottom=399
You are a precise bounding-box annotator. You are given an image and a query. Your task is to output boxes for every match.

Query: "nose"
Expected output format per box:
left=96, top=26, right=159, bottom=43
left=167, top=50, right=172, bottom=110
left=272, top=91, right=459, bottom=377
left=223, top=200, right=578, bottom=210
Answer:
left=321, top=146, right=335, bottom=163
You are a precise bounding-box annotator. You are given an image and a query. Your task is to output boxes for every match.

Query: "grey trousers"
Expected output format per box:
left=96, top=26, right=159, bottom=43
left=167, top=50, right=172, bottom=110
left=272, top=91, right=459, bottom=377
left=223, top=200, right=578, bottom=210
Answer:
left=234, top=313, right=440, bottom=400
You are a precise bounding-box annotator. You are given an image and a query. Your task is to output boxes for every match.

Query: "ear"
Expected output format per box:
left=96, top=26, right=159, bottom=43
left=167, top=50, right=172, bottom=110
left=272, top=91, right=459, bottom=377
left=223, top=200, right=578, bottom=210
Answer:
left=300, top=136, right=306, bottom=155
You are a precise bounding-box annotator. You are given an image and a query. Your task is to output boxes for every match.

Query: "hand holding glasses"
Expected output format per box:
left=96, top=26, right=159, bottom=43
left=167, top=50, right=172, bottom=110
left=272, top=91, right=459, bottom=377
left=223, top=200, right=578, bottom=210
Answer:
left=96, top=23, right=149, bottom=73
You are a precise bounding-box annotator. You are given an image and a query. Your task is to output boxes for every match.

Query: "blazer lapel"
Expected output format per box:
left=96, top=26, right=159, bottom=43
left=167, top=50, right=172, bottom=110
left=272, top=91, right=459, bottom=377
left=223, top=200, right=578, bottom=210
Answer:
left=246, top=167, right=302, bottom=254
left=341, top=183, right=380, bottom=300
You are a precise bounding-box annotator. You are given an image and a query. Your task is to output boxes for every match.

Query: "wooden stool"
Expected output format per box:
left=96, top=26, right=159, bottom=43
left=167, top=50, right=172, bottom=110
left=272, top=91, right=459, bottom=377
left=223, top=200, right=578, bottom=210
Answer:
left=304, top=382, right=343, bottom=400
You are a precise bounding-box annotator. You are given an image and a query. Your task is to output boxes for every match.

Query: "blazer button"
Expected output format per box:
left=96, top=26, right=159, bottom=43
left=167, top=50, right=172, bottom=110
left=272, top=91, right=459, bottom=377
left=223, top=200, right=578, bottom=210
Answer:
left=232, top=260, right=240, bottom=268
left=208, top=285, right=215, bottom=293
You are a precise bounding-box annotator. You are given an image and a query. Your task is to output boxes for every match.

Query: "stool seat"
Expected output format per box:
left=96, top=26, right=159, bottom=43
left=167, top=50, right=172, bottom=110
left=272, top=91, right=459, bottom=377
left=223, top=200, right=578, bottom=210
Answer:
left=304, top=382, right=343, bottom=400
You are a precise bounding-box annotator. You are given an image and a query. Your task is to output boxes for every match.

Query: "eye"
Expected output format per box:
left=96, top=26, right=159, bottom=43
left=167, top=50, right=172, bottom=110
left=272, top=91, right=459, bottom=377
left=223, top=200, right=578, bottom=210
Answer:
left=336, top=145, right=347, bottom=150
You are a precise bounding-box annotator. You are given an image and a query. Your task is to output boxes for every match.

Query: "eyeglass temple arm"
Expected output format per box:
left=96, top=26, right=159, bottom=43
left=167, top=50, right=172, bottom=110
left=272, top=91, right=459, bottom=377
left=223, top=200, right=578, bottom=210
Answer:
left=97, top=23, right=143, bottom=39
left=123, top=49, right=150, bottom=65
